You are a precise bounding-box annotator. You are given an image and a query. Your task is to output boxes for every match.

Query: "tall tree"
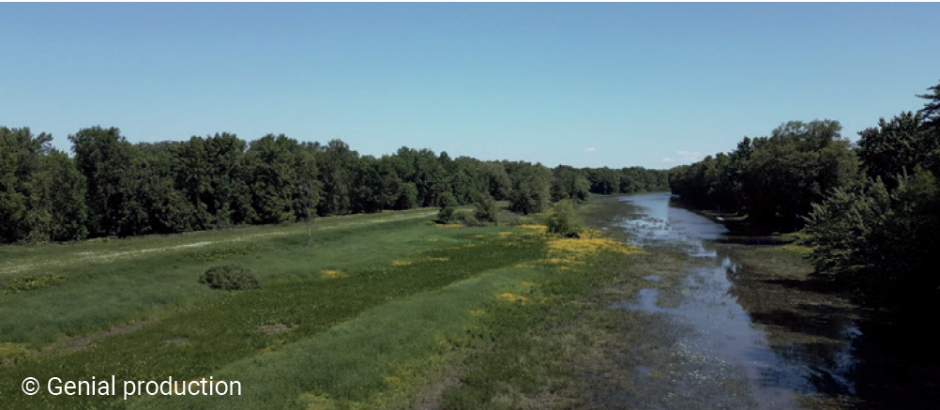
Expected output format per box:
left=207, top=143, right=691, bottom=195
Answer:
left=480, top=162, right=512, bottom=200
left=316, top=139, right=358, bottom=216
left=69, top=126, right=147, bottom=237
left=138, top=142, right=193, bottom=234
left=0, top=127, right=52, bottom=242
left=24, top=148, right=89, bottom=242
left=917, top=79, right=940, bottom=129
left=507, top=162, right=552, bottom=214
left=551, top=165, right=590, bottom=202
left=807, top=169, right=940, bottom=311
left=245, top=134, right=308, bottom=224
left=857, top=112, right=930, bottom=188
left=738, top=120, right=859, bottom=230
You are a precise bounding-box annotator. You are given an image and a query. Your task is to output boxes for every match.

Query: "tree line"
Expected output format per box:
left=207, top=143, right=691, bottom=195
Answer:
left=0, top=127, right=668, bottom=244
left=669, top=80, right=940, bottom=312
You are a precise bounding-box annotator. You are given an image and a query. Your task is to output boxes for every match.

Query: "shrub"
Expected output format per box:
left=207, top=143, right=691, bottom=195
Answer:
left=474, top=195, right=499, bottom=223
left=437, top=192, right=458, bottom=224
left=199, top=265, right=260, bottom=291
left=545, top=200, right=584, bottom=237
left=456, top=211, right=483, bottom=227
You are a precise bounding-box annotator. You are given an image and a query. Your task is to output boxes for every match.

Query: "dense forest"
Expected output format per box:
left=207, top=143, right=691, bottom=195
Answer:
left=669, top=80, right=940, bottom=313
left=0, top=127, right=668, bottom=244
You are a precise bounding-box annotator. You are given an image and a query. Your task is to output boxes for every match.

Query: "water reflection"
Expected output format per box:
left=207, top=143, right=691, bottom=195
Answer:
left=611, top=193, right=859, bottom=409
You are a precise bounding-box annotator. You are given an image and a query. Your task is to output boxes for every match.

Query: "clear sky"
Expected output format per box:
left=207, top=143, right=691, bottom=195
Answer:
left=2, top=3, right=938, bottom=169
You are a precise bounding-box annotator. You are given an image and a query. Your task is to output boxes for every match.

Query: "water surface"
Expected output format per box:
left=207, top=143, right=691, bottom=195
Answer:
left=605, top=193, right=858, bottom=410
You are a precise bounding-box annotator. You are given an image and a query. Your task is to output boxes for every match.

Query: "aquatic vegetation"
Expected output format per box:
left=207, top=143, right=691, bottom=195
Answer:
left=537, top=228, right=643, bottom=269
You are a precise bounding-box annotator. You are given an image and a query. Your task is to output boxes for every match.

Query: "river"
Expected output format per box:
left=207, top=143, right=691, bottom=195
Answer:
left=592, top=193, right=865, bottom=410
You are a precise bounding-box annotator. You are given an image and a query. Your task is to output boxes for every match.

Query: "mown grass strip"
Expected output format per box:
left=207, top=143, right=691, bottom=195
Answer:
left=0, top=219, right=480, bottom=347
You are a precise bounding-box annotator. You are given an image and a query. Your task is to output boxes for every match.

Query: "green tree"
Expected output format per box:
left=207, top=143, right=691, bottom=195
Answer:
left=171, top=133, right=251, bottom=229
left=244, top=135, right=299, bottom=224
left=807, top=169, right=940, bottom=310
left=352, top=156, right=399, bottom=214
left=0, top=127, right=52, bottom=242
left=414, top=149, right=447, bottom=207
left=395, top=182, right=419, bottom=210
left=508, top=162, right=552, bottom=214
left=917, top=79, right=940, bottom=129
left=738, top=120, right=859, bottom=230
left=452, top=156, right=487, bottom=204
left=69, top=126, right=149, bottom=237
left=316, top=139, right=358, bottom=216
left=137, top=142, right=193, bottom=234
left=551, top=165, right=591, bottom=202
left=586, top=167, right=620, bottom=195
left=481, top=162, right=512, bottom=200
left=24, top=149, right=89, bottom=242
left=857, top=112, right=931, bottom=188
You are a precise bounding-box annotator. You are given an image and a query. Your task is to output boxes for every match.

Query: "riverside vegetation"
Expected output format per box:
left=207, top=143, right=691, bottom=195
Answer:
left=0, top=201, right=674, bottom=410
left=669, top=79, right=940, bottom=315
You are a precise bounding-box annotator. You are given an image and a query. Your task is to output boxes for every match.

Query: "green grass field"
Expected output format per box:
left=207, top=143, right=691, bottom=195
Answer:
left=0, top=205, right=659, bottom=410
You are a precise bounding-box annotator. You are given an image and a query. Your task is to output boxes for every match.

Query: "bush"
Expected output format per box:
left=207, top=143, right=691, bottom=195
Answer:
left=545, top=200, right=584, bottom=237
left=474, top=195, right=499, bottom=223
left=199, top=265, right=260, bottom=291
left=456, top=211, right=483, bottom=227
left=437, top=192, right=458, bottom=224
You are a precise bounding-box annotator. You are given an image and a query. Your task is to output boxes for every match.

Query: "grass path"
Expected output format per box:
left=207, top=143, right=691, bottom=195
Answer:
left=0, top=209, right=437, bottom=277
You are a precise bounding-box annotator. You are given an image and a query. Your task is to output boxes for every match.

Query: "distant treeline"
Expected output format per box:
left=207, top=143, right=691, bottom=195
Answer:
left=0, top=127, right=668, bottom=244
left=669, top=80, right=940, bottom=312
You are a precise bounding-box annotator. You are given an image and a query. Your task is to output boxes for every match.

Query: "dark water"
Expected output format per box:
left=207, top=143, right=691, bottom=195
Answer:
left=607, top=193, right=861, bottom=410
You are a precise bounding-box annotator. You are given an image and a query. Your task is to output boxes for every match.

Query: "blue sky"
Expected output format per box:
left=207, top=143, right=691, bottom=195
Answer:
left=2, top=3, right=938, bottom=169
